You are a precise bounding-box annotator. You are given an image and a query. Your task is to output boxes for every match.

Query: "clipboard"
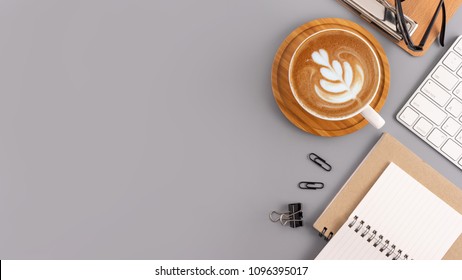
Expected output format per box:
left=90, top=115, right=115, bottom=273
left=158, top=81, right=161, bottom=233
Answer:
left=339, top=0, right=462, bottom=56
left=313, top=133, right=462, bottom=259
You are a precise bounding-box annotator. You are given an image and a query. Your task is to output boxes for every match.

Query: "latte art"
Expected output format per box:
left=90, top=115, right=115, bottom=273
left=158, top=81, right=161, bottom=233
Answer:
left=311, top=49, right=364, bottom=104
left=289, top=29, right=381, bottom=120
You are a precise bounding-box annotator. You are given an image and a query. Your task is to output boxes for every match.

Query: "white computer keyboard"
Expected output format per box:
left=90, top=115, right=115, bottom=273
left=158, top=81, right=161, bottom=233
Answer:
left=397, top=35, right=462, bottom=170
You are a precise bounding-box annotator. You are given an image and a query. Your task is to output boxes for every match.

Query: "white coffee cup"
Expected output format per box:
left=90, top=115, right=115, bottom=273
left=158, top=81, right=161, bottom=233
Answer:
left=289, top=28, right=386, bottom=129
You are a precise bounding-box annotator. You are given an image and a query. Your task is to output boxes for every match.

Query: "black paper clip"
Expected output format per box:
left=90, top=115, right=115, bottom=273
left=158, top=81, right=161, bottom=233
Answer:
left=308, top=153, right=332, bottom=171
left=298, top=181, right=324, bottom=190
left=269, top=203, right=303, bottom=228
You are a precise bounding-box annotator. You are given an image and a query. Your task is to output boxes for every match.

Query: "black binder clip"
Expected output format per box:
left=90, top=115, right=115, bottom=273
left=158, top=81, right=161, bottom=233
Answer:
left=308, top=153, right=332, bottom=171
left=298, top=181, right=324, bottom=190
left=269, top=203, right=303, bottom=228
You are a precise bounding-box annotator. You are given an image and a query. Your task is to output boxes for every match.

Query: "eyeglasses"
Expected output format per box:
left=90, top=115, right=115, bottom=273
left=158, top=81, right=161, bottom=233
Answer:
left=395, top=0, right=446, bottom=52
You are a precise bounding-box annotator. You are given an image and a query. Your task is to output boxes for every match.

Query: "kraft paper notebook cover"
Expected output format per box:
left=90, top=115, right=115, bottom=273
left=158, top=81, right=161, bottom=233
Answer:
left=313, top=133, right=462, bottom=259
left=339, top=0, right=462, bottom=56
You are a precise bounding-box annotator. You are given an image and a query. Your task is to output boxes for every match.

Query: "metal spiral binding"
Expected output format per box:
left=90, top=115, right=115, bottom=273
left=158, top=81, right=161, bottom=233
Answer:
left=348, top=216, right=410, bottom=260
left=319, top=227, right=334, bottom=241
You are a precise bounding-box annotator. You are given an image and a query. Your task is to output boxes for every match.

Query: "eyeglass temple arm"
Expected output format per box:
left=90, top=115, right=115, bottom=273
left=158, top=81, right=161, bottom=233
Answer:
left=397, top=0, right=446, bottom=49
left=418, top=0, right=446, bottom=47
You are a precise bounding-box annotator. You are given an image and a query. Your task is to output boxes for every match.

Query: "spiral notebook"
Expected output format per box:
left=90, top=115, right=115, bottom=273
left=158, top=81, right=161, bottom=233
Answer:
left=313, top=133, right=462, bottom=259
left=316, top=163, right=462, bottom=260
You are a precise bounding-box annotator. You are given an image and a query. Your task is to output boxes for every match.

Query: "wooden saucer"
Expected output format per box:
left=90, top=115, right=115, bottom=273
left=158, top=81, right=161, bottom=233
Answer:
left=271, top=18, right=390, bottom=137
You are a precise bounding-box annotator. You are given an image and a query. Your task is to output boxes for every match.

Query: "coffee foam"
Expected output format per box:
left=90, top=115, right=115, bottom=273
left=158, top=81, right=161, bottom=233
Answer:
left=289, top=29, right=380, bottom=120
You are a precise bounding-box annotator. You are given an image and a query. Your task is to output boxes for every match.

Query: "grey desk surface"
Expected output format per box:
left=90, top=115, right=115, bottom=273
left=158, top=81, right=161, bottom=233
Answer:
left=1, top=0, right=462, bottom=260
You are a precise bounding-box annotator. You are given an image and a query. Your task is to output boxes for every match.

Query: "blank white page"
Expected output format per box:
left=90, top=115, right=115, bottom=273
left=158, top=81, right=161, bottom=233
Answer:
left=316, top=163, right=462, bottom=260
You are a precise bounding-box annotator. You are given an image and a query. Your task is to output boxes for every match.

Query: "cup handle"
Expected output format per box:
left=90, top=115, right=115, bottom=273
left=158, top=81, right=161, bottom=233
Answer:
left=361, top=105, right=385, bottom=129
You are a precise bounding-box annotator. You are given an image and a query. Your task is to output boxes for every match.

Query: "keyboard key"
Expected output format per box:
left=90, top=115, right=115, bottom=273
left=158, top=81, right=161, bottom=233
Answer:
left=410, top=94, right=447, bottom=125
left=397, top=36, right=462, bottom=170
left=443, top=52, right=462, bottom=71
left=446, top=98, right=462, bottom=117
left=441, top=139, right=462, bottom=161
left=428, top=128, right=447, bottom=147
left=454, top=83, right=462, bottom=100
left=399, top=107, right=419, bottom=126
left=456, top=131, right=462, bottom=144
left=442, top=118, right=461, bottom=136
left=454, top=38, right=462, bottom=56
left=413, top=118, right=433, bottom=136
left=421, top=80, right=451, bottom=106
left=432, top=66, right=458, bottom=90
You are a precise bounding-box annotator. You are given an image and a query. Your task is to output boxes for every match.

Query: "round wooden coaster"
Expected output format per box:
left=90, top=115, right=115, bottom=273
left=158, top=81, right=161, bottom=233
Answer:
left=271, top=18, right=390, bottom=137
